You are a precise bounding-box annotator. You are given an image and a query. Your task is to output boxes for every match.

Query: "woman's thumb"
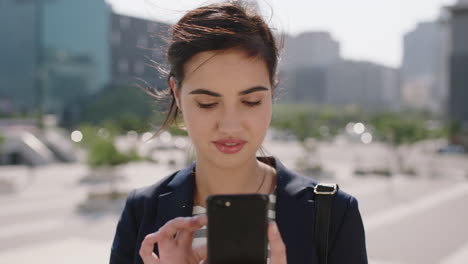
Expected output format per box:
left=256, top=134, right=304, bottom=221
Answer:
left=194, top=244, right=208, bottom=262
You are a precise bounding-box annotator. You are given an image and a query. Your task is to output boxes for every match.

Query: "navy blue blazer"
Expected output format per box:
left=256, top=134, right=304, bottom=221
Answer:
left=110, top=156, right=368, bottom=264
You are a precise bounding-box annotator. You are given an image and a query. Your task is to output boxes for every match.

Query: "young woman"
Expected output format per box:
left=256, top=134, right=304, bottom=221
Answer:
left=110, top=2, right=367, bottom=264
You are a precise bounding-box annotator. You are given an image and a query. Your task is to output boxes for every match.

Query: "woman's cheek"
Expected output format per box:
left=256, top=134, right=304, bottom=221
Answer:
left=255, top=103, right=272, bottom=127
left=248, top=108, right=271, bottom=137
left=186, top=112, right=213, bottom=136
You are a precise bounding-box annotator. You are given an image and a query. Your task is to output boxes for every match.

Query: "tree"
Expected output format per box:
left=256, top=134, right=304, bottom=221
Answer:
left=78, top=125, right=141, bottom=202
left=369, top=112, right=448, bottom=176
left=271, top=103, right=366, bottom=142
left=0, top=132, right=4, bottom=151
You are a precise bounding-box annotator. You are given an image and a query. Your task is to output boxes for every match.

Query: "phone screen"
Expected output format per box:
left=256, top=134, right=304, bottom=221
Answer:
left=206, top=194, right=269, bottom=264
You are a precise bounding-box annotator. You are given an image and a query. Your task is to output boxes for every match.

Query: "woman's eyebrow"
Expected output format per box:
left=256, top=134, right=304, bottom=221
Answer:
left=188, top=86, right=269, bottom=97
left=189, top=89, right=221, bottom=97
left=239, top=86, right=269, bottom=95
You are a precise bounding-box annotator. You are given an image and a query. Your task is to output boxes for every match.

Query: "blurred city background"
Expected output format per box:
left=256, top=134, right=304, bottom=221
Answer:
left=0, top=0, right=468, bottom=263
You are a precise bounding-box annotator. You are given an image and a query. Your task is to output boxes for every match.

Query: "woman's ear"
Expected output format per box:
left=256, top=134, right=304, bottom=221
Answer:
left=169, top=76, right=182, bottom=111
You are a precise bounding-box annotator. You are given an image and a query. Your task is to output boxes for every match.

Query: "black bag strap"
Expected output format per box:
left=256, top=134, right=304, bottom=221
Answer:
left=314, top=183, right=339, bottom=264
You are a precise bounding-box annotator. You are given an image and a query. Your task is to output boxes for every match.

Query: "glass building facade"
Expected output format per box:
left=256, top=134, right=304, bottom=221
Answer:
left=0, top=0, right=110, bottom=113
left=0, top=0, right=37, bottom=111
left=449, top=2, right=468, bottom=125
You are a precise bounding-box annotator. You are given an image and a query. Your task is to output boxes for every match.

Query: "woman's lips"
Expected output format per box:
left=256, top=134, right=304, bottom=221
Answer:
left=212, top=139, right=247, bottom=154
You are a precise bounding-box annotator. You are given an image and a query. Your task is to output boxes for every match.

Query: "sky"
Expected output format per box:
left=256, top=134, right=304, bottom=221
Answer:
left=105, top=0, right=459, bottom=68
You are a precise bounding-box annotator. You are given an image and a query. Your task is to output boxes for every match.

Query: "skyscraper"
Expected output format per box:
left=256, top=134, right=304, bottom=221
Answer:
left=42, top=0, right=111, bottom=93
left=0, top=0, right=111, bottom=114
left=0, top=0, right=37, bottom=111
left=280, top=32, right=341, bottom=103
left=281, top=32, right=341, bottom=70
left=448, top=1, right=468, bottom=125
left=326, top=60, right=400, bottom=112
left=110, top=13, right=169, bottom=87
left=401, top=20, right=449, bottom=112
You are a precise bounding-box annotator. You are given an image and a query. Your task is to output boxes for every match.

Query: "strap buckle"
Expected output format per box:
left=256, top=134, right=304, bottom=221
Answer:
left=314, top=183, right=338, bottom=195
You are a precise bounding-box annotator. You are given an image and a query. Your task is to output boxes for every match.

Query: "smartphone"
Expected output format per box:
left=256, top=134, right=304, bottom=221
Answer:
left=206, top=194, right=269, bottom=264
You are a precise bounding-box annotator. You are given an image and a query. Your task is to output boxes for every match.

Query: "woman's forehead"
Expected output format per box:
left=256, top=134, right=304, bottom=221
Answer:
left=182, top=49, right=271, bottom=94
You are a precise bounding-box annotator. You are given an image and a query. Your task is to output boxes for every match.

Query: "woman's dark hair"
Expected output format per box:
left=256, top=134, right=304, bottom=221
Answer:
left=148, top=0, right=280, bottom=136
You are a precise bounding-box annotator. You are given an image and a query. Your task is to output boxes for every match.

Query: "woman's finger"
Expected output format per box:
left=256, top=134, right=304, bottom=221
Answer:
left=175, top=227, right=198, bottom=247
left=195, top=214, right=208, bottom=226
left=158, top=217, right=197, bottom=238
left=140, top=215, right=209, bottom=263
left=139, top=233, right=161, bottom=264
left=193, top=244, right=208, bottom=261
left=175, top=215, right=207, bottom=246
left=268, top=221, right=287, bottom=264
left=140, top=217, right=195, bottom=263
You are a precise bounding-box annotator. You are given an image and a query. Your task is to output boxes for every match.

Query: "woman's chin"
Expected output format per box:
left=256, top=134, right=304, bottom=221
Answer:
left=200, top=150, right=256, bottom=169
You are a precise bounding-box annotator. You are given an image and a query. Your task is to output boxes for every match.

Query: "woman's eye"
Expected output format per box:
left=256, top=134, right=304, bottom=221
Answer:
left=197, top=103, right=218, bottom=109
left=197, top=101, right=261, bottom=109
left=243, top=100, right=262, bottom=107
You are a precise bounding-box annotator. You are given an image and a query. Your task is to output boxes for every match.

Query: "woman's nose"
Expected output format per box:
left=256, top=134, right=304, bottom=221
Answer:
left=216, top=107, right=243, bottom=134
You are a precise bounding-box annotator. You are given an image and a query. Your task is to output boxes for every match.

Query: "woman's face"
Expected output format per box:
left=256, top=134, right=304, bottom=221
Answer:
left=172, top=48, right=273, bottom=169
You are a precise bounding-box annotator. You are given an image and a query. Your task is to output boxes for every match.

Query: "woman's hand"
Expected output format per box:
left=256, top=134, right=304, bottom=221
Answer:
left=139, top=215, right=286, bottom=264
left=268, top=221, right=287, bottom=264
left=139, top=215, right=208, bottom=264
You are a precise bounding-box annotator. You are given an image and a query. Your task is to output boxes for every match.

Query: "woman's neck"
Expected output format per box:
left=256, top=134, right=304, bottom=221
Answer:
left=193, top=156, right=275, bottom=207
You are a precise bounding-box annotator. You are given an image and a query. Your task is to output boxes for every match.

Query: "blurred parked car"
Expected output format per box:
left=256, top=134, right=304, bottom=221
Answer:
left=437, top=144, right=466, bottom=154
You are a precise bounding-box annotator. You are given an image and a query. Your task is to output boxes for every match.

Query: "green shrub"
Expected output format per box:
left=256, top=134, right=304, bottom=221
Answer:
left=81, top=126, right=142, bottom=168
left=0, top=132, right=4, bottom=152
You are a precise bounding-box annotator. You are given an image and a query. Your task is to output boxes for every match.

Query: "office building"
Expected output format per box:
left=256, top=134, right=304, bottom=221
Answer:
left=279, top=31, right=341, bottom=103
left=326, top=60, right=400, bottom=112
left=110, top=13, right=169, bottom=88
left=281, top=32, right=341, bottom=70
left=448, top=0, right=468, bottom=125
left=0, top=0, right=111, bottom=113
left=401, top=21, right=449, bottom=112
left=0, top=0, right=38, bottom=110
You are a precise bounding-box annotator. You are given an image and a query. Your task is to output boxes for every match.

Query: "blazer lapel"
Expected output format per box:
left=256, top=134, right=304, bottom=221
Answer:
left=272, top=157, right=318, bottom=264
left=154, top=162, right=196, bottom=232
